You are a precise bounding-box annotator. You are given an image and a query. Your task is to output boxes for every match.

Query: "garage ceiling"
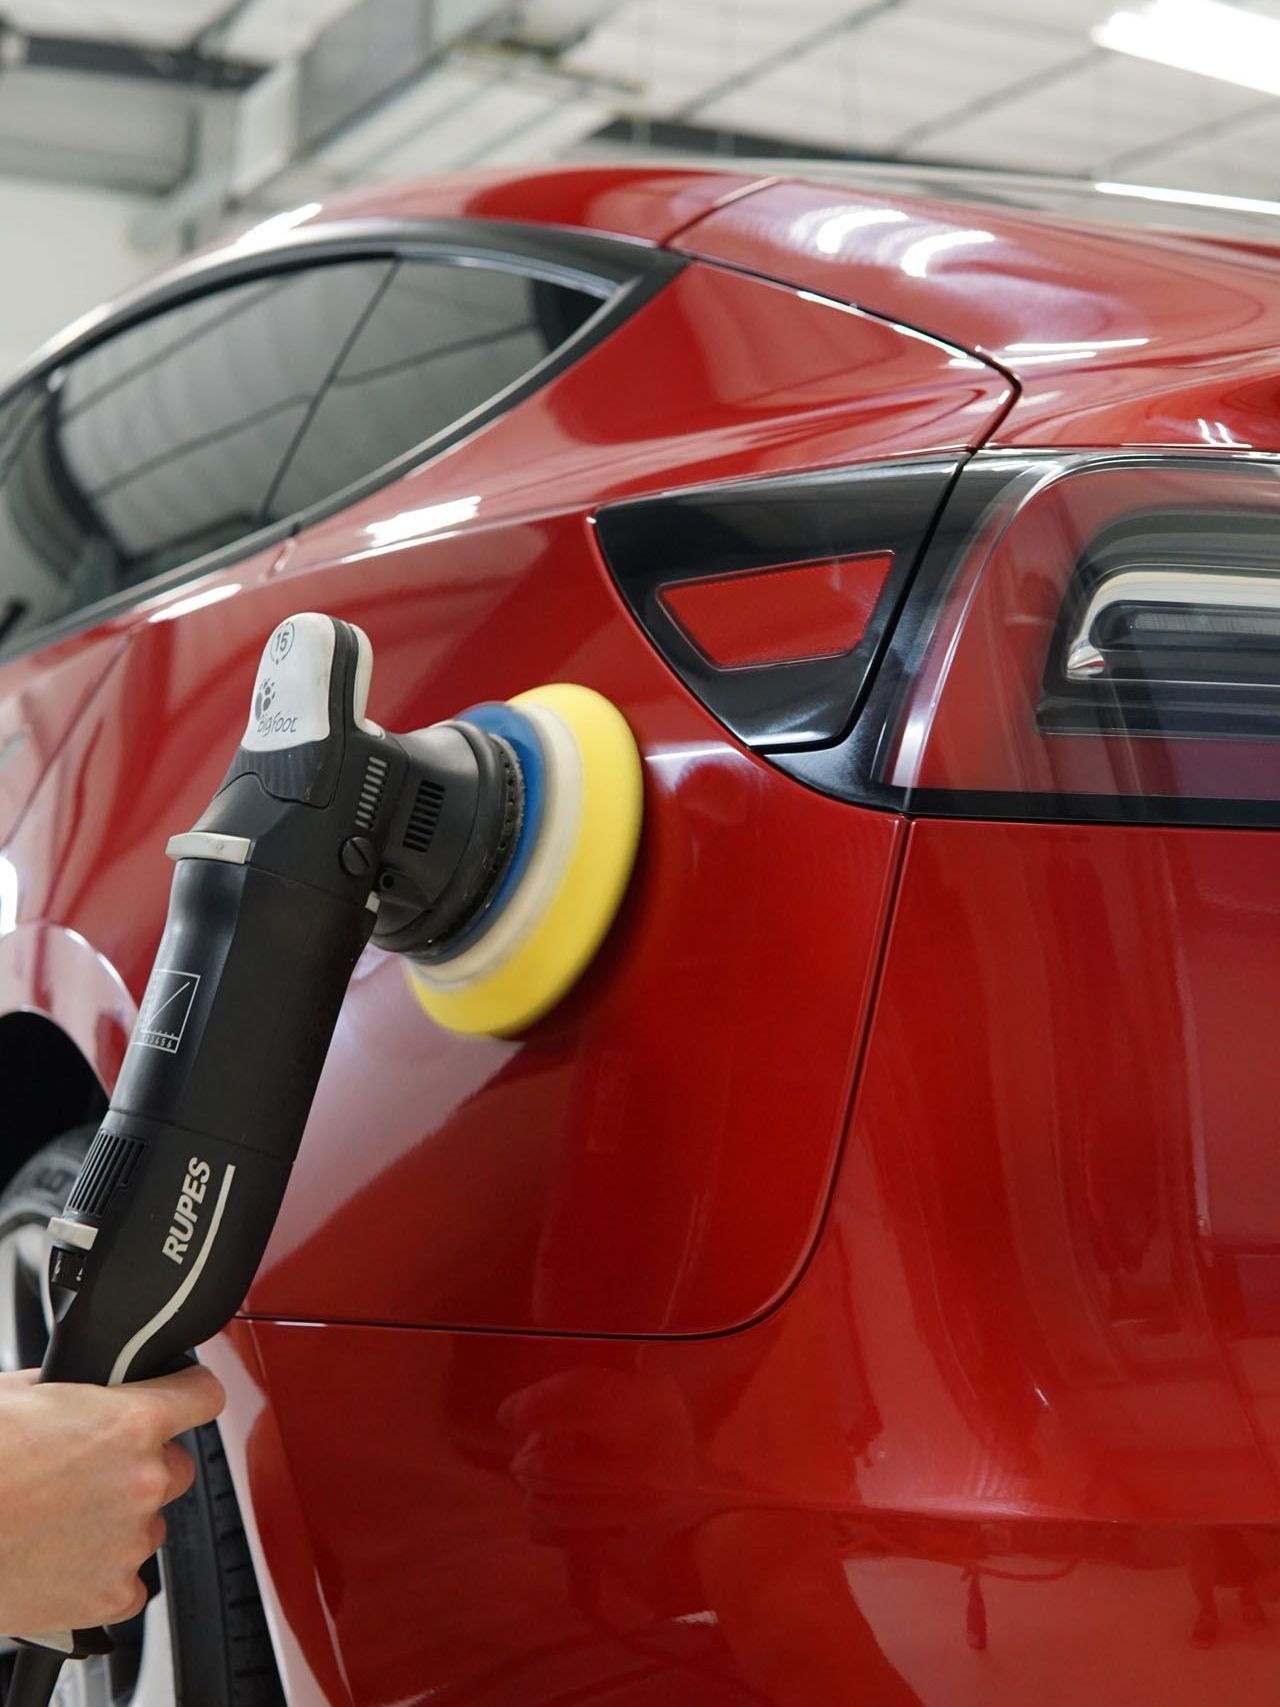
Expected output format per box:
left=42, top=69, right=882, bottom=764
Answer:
left=0, top=0, right=357, bottom=55
left=298, top=0, right=1280, bottom=200
left=1, top=0, right=1279, bottom=232
left=570, top=0, right=1280, bottom=191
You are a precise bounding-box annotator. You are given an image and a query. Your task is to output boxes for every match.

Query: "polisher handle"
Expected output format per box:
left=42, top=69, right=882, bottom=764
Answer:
left=3, top=610, right=558, bottom=1705
left=6, top=615, right=384, bottom=1698
left=9, top=857, right=373, bottom=1685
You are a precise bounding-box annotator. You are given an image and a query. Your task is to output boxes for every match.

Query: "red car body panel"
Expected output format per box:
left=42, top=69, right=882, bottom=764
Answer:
left=0, top=628, right=128, bottom=844
left=4, top=164, right=1280, bottom=1702
left=305, top=162, right=777, bottom=247
left=203, top=813, right=1280, bottom=1706
left=0, top=260, right=1009, bottom=1337
left=244, top=264, right=1000, bottom=1336
left=673, top=177, right=1280, bottom=451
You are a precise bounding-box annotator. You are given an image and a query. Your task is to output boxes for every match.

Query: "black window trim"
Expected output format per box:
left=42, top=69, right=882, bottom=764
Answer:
left=0, top=217, right=684, bottom=663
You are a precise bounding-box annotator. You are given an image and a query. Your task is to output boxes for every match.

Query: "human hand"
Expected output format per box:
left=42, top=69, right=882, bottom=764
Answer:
left=0, top=1363, right=224, bottom=1635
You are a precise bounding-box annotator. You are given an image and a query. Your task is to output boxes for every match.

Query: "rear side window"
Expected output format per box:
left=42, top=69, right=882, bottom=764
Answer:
left=263, top=259, right=602, bottom=521
left=0, top=386, right=74, bottom=648
left=0, top=248, right=609, bottom=654
left=0, top=262, right=388, bottom=647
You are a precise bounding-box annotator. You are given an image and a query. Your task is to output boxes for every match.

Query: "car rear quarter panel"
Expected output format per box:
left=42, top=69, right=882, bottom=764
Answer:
left=0, top=255, right=1010, bottom=1339
left=673, top=178, right=1280, bottom=450
left=205, top=812, right=1280, bottom=1706
left=242, top=259, right=1010, bottom=1337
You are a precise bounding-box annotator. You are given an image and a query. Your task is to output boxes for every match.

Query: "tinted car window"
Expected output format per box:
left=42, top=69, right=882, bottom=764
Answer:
left=0, top=385, right=81, bottom=646
left=0, top=261, right=388, bottom=647
left=264, top=260, right=601, bottom=522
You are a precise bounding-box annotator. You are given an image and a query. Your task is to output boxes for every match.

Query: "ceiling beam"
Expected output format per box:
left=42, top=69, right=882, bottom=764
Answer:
left=893, top=44, right=1102, bottom=156
left=14, top=29, right=262, bottom=90
left=132, top=0, right=513, bottom=249
left=677, top=0, right=903, bottom=123
left=588, top=114, right=850, bottom=159
left=1095, top=92, right=1280, bottom=177
left=296, top=0, right=512, bottom=154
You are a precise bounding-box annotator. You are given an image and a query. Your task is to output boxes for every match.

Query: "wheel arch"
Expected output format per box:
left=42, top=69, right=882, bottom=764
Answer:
left=0, top=921, right=134, bottom=1191
left=0, top=1010, right=107, bottom=1193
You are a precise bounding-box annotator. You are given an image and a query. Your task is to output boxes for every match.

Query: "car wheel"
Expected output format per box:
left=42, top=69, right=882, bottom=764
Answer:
left=0, top=1129, right=284, bottom=1707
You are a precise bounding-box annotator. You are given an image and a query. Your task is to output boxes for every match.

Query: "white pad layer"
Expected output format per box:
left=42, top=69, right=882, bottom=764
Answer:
left=413, top=702, right=583, bottom=990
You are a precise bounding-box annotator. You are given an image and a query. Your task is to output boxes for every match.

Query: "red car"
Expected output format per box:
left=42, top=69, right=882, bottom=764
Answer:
left=1, top=160, right=1279, bottom=1706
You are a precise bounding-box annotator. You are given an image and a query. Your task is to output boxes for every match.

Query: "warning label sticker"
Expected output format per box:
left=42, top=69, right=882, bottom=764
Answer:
left=133, top=968, right=201, bottom=1055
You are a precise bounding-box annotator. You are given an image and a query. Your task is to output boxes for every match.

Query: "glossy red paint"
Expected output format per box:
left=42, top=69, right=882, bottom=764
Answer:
left=206, top=812, right=1280, bottom=1703
left=8, top=165, right=1280, bottom=1704
left=199, top=1324, right=346, bottom=1707
left=239, top=260, right=1003, bottom=1333
left=267, top=260, right=1010, bottom=543
left=11, top=513, right=902, bottom=1337
left=301, top=162, right=773, bottom=246
left=836, top=818, right=1280, bottom=1525
left=657, top=551, right=896, bottom=668
left=674, top=177, right=1280, bottom=450
left=2, top=542, right=293, bottom=1010
left=1, top=252, right=1006, bottom=1336
left=0, top=627, right=127, bottom=843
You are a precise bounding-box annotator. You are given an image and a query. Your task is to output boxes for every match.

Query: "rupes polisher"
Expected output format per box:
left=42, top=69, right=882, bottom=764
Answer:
left=6, top=612, right=642, bottom=1704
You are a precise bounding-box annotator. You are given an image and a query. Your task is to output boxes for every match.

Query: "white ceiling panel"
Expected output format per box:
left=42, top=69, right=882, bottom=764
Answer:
left=914, top=46, right=1268, bottom=173
left=4, top=0, right=230, bottom=45
left=513, top=0, right=622, bottom=50
left=1129, top=105, right=1280, bottom=197
left=5, top=0, right=1280, bottom=262
left=2, top=0, right=381, bottom=61
left=311, top=60, right=609, bottom=178
left=0, top=66, right=189, bottom=186
left=562, top=0, right=885, bottom=115
left=312, top=63, right=491, bottom=169
left=223, top=0, right=372, bottom=62
left=698, top=8, right=1082, bottom=153
left=360, top=76, right=566, bottom=174
left=432, top=89, right=613, bottom=166
left=907, top=0, right=1113, bottom=32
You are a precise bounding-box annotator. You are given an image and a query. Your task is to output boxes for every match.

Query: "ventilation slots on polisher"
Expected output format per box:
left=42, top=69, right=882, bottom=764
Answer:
left=5, top=611, right=643, bottom=1707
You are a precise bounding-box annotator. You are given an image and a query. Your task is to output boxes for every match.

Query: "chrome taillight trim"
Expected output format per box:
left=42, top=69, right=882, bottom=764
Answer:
left=1065, top=565, right=1280, bottom=680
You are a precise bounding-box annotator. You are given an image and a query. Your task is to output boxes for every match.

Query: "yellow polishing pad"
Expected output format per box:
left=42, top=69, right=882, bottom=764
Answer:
left=404, top=684, right=643, bottom=1036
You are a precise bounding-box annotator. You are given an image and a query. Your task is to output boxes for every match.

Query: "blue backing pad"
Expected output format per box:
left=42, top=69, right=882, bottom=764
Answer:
left=437, top=701, right=546, bottom=962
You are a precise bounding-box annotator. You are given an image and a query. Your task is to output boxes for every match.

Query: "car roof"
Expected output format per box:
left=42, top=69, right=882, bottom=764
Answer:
left=303, top=157, right=1280, bottom=249
left=717, top=160, right=1280, bottom=245
left=39, top=161, right=1280, bottom=457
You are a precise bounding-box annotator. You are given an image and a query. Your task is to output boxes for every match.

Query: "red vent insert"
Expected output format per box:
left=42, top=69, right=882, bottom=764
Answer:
left=657, top=552, right=895, bottom=670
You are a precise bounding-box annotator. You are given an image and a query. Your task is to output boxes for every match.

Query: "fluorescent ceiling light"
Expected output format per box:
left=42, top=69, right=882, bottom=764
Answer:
left=1095, top=179, right=1280, bottom=217
left=1093, top=0, right=1280, bottom=98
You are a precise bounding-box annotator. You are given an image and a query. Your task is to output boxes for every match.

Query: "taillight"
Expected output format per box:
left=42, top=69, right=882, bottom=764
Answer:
left=594, top=458, right=960, bottom=748
left=1045, top=506, right=1280, bottom=731
left=779, top=452, right=1280, bottom=825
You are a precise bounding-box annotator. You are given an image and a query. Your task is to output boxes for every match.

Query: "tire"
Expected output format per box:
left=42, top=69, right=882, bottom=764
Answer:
left=0, top=1129, right=285, bottom=1707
